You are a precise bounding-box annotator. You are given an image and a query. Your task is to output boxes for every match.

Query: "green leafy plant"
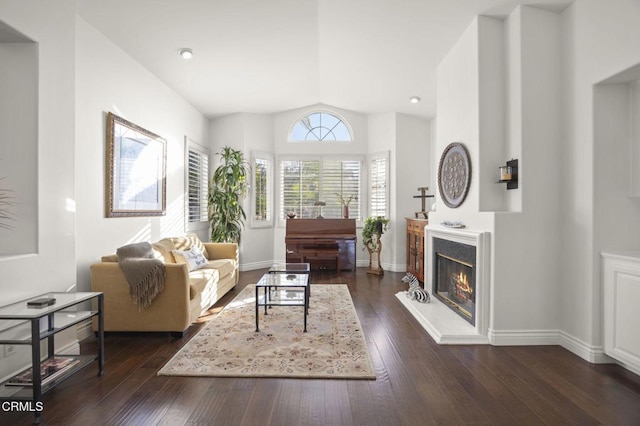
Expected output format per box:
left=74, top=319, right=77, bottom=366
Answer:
left=0, top=177, right=15, bottom=230
left=208, top=146, right=250, bottom=243
left=361, top=216, right=389, bottom=250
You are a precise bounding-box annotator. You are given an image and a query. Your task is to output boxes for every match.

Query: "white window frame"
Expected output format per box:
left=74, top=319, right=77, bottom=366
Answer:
left=368, top=151, right=390, bottom=219
left=287, top=110, right=354, bottom=143
left=251, top=151, right=274, bottom=228
left=277, top=154, right=363, bottom=227
left=185, top=137, right=210, bottom=233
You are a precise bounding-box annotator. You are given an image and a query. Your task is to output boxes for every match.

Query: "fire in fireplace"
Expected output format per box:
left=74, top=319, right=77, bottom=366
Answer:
left=433, top=238, right=476, bottom=325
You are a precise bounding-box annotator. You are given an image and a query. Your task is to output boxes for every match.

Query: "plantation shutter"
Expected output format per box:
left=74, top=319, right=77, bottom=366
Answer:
left=369, top=154, right=388, bottom=218
left=253, top=157, right=271, bottom=222
left=320, top=160, right=361, bottom=219
left=280, top=158, right=361, bottom=220
left=280, top=160, right=320, bottom=219
left=188, top=147, right=209, bottom=222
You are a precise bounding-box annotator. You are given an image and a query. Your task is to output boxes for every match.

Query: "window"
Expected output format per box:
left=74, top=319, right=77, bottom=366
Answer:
left=289, top=111, right=352, bottom=142
left=279, top=157, right=361, bottom=222
left=185, top=138, right=209, bottom=225
left=368, top=151, right=389, bottom=218
left=251, top=152, right=273, bottom=227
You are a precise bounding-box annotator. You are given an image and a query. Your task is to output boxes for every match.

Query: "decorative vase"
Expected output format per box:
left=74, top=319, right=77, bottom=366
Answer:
left=343, top=205, right=349, bottom=219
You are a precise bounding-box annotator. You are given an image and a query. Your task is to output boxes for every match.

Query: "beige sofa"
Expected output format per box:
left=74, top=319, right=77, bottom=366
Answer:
left=90, top=235, right=238, bottom=336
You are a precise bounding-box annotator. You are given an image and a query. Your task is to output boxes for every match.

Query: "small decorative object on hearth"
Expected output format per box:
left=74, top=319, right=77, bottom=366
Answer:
left=362, top=216, right=389, bottom=276
left=402, top=273, right=430, bottom=303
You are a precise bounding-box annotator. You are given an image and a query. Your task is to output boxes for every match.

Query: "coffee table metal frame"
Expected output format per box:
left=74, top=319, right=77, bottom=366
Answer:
left=255, top=272, right=310, bottom=332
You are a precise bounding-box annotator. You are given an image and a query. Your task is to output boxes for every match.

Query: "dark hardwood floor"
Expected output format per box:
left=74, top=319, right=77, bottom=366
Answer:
left=5, top=268, right=640, bottom=425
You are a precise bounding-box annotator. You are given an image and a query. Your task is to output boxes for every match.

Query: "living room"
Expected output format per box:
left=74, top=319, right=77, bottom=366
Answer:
left=2, top=0, right=640, bottom=423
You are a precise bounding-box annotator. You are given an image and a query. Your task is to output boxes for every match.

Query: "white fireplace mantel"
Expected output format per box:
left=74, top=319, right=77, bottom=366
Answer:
left=396, top=225, right=491, bottom=344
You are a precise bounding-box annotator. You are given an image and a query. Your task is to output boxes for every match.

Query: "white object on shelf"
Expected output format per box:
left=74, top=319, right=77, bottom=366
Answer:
left=441, top=221, right=465, bottom=228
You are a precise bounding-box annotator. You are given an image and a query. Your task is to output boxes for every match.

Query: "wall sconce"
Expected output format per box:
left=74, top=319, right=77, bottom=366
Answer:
left=497, top=159, right=518, bottom=190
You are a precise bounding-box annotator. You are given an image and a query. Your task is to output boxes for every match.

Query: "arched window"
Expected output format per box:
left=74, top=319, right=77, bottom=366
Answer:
left=289, top=111, right=352, bottom=142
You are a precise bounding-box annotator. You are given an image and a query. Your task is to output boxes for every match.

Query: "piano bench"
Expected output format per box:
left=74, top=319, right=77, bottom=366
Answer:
left=299, top=248, right=340, bottom=274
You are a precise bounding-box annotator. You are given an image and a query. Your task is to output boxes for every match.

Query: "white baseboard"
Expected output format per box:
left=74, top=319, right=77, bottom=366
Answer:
left=558, top=331, right=613, bottom=364
left=488, top=328, right=616, bottom=365
left=489, top=328, right=560, bottom=346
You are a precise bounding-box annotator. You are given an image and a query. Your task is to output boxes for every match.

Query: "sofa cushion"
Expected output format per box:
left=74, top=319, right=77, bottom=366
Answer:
left=152, top=238, right=176, bottom=263
left=188, top=268, right=220, bottom=300
left=171, top=234, right=209, bottom=260
left=201, top=258, right=236, bottom=279
left=172, top=246, right=208, bottom=271
left=101, top=254, right=118, bottom=262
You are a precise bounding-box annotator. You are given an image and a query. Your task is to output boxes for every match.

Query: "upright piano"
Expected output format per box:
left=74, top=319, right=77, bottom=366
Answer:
left=285, top=219, right=357, bottom=271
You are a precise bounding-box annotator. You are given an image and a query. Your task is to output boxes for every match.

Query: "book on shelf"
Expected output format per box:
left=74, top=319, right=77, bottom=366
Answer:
left=6, top=357, right=80, bottom=387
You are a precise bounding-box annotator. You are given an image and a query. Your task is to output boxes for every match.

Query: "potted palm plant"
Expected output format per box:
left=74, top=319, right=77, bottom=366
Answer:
left=208, top=146, right=250, bottom=243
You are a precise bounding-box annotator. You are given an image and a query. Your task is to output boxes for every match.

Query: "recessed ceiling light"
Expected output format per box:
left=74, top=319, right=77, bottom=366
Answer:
left=178, top=48, right=193, bottom=59
left=410, top=96, right=421, bottom=104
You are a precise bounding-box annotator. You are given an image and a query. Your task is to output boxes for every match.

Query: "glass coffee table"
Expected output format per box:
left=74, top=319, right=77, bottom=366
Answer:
left=268, top=262, right=311, bottom=294
left=268, top=262, right=310, bottom=274
left=255, top=272, right=310, bottom=332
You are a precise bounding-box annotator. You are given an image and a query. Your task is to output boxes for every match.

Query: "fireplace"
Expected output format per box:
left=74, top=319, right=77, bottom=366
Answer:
left=396, top=226, right=489, bottom=344
left=433, top=237, right=476, bottom=325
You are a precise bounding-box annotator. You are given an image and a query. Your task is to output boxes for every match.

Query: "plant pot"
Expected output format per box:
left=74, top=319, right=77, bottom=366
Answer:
left=375, top=221, right=383, bottom=234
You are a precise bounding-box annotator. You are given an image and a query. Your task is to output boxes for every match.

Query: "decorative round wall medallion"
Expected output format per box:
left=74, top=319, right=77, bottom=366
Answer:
left=438, top=142, right=471, bottom=208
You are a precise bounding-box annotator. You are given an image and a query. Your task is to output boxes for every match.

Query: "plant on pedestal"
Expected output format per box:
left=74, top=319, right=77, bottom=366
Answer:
left=362, top=216, right=389, bottom=275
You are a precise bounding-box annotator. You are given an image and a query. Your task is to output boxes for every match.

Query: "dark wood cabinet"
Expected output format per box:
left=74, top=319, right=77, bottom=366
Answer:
left=406, top=218, right=428, bottom=282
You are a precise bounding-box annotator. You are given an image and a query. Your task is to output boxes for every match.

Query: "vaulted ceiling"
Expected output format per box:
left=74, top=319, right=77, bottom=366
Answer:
left=77, top=0, right=574, bottom=120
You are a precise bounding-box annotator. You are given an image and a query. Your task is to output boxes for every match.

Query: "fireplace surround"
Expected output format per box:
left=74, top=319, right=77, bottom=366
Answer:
left=396, top=226, right=490, bottom=344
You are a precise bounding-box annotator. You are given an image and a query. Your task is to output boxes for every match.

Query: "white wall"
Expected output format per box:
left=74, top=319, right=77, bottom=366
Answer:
left=0, top=0, right=76, bottom=298
left=0, top=0, right=77, bottom=380
left=209, top=112, right=275, bottom=269
left=492, top=6, right=563, bottom=339
left=431, top=9, right=564, bottom=347
left=561, top=0, right=640, bottom=356
left=430, top=16, right=495, bottom=232
left=75, top=17, right=210, bottom=291
left=0, top=39, right=37, bottom=256
left=394, top=113, right=431, bottom=270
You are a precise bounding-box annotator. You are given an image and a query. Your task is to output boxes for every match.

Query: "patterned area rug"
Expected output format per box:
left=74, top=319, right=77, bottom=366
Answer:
left=157, top=284, right=376, bottom=379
